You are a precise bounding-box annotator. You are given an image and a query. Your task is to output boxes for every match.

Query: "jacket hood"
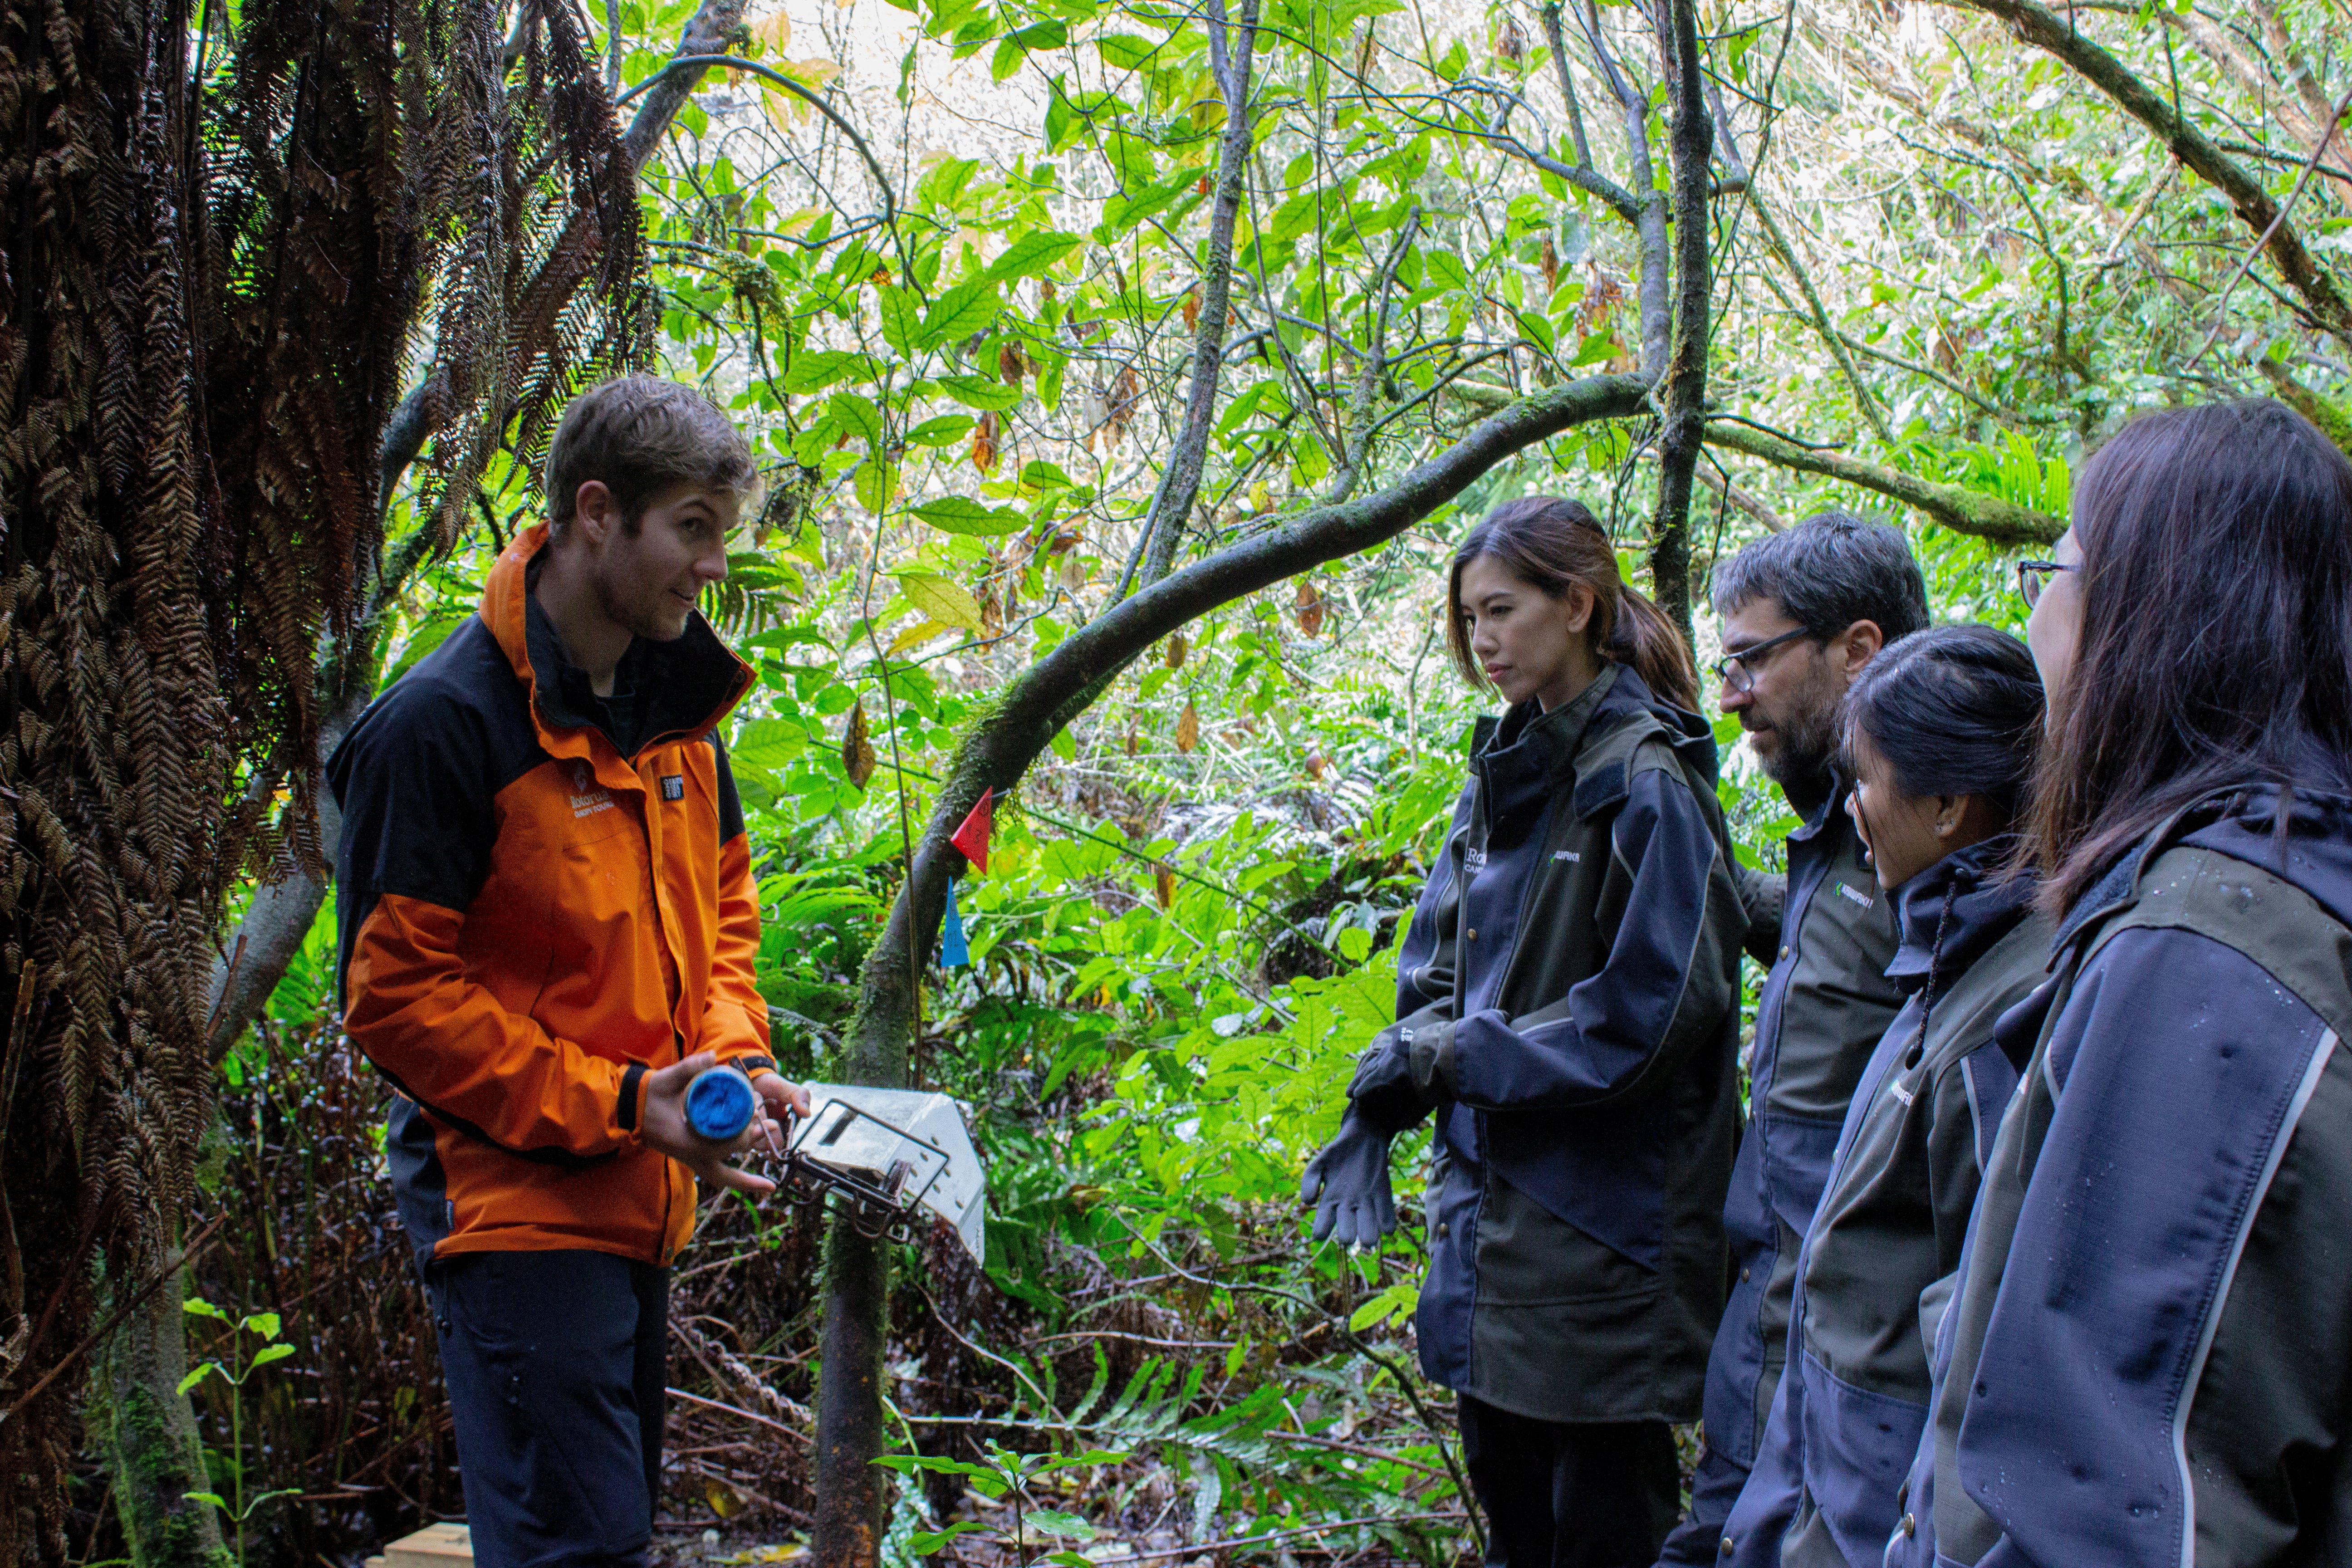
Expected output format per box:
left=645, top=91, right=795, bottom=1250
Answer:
left=1885, top=835, right=2038, bottom=995
left=481, top=522, right=755, bottom=760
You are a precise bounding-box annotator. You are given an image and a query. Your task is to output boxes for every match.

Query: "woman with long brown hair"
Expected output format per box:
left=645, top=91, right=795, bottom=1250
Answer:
left=1891, top=397, right=2352, bottom=1566
left=1301, top=496, right=1744, bottom=1566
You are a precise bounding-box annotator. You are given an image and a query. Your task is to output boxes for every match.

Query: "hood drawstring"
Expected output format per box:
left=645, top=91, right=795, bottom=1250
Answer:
left=1906, top=895, right=1957, bottom=1071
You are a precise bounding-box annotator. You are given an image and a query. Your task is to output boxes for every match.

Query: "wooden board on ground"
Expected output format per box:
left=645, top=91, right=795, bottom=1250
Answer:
left=365, top=1522, right=471, bottom=1568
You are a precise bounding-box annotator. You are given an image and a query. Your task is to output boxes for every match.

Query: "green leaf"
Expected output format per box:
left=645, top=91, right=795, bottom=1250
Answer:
left=1026, top=1510, right=1096, bottom=1540
left=1094, top=32, right=1157, bottom=70
left=894, top=572, right=987, bottom=632
left=918, top=279, right=1001, bottom=348
left=828, top=392, right=885, bottom=453
left=854, top=459, right=890, bottom=514
left=876, top=284, right=920, bottom=355
left=935, top=373, right=1021, bottom=411
left=250, top=1342, right=296, bottom=1367
left=240, top=1311, right=282, bottom=1340
left=908, top=496, right=1029, bottom=535
left=1424, top=251, right=1470, bottom=293
left=1049, top=727, right=1076, bottom=760
left=182, top=1297, right=224, bottom=1320
left=990, top=34, right=1027, bottom=79
left=184, top=1491, right=228, bottom=1510
left=905, top=414, right=976, bottom=448
left=176, top=1366, right=216, bottom=1396
left=782, top=350, right=873, bottom=393
left=986, top=230, right=1083, bottom=282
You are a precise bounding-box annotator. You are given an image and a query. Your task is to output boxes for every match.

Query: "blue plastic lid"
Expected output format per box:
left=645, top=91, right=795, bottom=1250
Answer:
left=685, top=1065, right=757, bottom=1142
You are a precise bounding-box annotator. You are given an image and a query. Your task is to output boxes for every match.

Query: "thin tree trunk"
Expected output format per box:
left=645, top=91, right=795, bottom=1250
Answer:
left=1647, top=0, right=1715, bottom=642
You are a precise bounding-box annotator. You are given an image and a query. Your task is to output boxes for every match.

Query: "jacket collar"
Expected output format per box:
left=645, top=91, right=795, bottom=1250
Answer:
left=480, top=523, right=755, bottom=764
left=1886, top=835, right=2037, bottom=995
left=1473, top=665, right=1621, bottom=822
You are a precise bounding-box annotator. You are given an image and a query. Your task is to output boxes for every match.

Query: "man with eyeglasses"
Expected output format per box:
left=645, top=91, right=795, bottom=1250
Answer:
left=1657, top=512, right=1931, bottom=1568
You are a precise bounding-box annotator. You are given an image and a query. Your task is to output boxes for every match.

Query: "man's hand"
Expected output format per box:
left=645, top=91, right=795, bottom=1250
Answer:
left=640, top=1051, right=813, bottom=1196
left=1300, top=1110, right=1398, bottom=1248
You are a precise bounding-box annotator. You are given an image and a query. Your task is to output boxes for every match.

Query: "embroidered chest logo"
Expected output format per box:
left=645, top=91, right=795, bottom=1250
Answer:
left=567, top=760, right=616, bottom=820
left=1464, top=847, right=1488, bottom=871
left=1835, top=881, right=1875, bottom=910
left=662, top=774, right=685, bottom=802
left=1552, top=848, right=1581, bottom=862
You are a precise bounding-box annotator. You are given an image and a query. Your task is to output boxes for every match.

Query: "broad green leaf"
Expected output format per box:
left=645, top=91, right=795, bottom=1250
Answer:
left=905, top=414, right=976, bottom=448
left=1026, top=1510, right=1096, bottom=1540
left=935, top=373, right=1020, bottom=411
left=782, top=350, right=873, bottom=393
left=1095, top=33, right=1157, bottom=70
left=918, top=279, right=1001, bottom=348
left=985, top=230, right=1083, bottom=283
left=875, top=283, right=919, bottom=355
left=828, top=392, right=885, bottom=452
left=894, top=572, right=986, bottom=632
left=182, top=1297, right=224, bottom=1319
left=250, top=1342, right=296, bottom=1367
left=909, top=495, right=1028, bottom=534
left=241, top=1311, right=283, bottom=1339
left=176, top=1366, right=216, bottom=1395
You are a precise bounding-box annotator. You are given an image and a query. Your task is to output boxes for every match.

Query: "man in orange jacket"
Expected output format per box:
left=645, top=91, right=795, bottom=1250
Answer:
left=332, top=376, right=808, bottom=1565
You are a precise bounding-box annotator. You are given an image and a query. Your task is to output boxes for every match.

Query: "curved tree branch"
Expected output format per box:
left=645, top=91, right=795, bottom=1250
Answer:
left=1705, top=420, right=2063, bottom=546
left=808, top=368, right=1651, bottom=1567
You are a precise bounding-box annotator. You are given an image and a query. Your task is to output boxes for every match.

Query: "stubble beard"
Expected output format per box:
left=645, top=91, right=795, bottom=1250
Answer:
left=594, top=561, right=691, bottom=642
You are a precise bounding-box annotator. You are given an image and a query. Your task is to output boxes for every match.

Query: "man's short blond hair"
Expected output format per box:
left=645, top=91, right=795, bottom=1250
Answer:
left=544, top=376, right=758, bottom=533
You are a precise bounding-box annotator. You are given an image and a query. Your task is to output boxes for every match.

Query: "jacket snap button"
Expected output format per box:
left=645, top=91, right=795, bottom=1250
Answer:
left=1437, top=1222, right=1449, bottom=1239
left=1740, top=1267, right=1751, bottom=1282
left=1720, top=1538, right=1734, bottom=1556
left=1901, top=1513, right=1915, bottom=1538
left=1465, top=928, right=1477, bottom=941
left=1779, top=945, right=1790, bottom=959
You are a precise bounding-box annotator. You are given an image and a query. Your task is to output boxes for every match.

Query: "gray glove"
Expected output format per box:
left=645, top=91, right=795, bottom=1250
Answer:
left=1300, top=1110, right=1397, bottom=1247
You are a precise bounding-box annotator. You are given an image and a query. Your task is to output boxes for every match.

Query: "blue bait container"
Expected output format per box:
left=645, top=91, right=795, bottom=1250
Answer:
left=685, top=1064, right=757, bottom=1142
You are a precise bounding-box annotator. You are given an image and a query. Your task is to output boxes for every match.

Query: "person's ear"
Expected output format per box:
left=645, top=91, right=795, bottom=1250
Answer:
left=1565, top=582, right=1596, bottom=637
left=1935, top=793, right=1965, bottom=837
left=1840, top=619, right=1886, bottom=677
left=572, top=480, right=618, bottom=547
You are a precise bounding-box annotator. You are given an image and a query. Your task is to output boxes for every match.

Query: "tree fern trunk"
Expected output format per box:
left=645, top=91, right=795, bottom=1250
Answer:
left=92, top=1275, right=229, bottom=1568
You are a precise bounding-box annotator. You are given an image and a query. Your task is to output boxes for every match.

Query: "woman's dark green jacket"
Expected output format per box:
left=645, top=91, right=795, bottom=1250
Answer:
left=1352, top=664, right=1746, bottom=1422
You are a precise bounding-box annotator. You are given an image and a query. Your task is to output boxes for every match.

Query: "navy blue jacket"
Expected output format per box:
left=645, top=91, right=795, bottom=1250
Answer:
left=1717, top=838, right=2041, bottom=1568
left=1893, top=785, right=2352, bottom=1567
left=1665, top=779, right=1907, bottom=1563
left=1369, top=666, right=1744, bottom=1422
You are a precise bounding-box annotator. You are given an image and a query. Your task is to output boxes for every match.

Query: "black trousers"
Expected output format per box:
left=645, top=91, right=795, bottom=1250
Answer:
left=426, top=1250, right=669, bottom=1568
left=1458, top=1395, right=1682, bottom=1568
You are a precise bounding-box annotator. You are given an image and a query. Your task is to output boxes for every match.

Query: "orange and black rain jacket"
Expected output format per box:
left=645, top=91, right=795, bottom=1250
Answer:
left=329, top=523, right=772, bottom=1269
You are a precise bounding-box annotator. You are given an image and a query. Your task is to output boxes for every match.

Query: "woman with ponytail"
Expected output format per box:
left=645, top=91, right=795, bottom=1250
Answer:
left=1715, top=625, right=2048, bottom=1568
left=1301, top=497, right=1745, bottom=1566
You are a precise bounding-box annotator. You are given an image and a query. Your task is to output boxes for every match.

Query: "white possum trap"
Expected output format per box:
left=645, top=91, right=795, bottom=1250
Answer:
left=779, top=1084, right=987, bottom=1263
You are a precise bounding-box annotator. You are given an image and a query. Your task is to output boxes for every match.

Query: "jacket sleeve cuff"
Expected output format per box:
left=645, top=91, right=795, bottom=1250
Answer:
left=1407, top=1021, right=1456, bottom=1099
left=617, top=1062, right=649, bottom=1139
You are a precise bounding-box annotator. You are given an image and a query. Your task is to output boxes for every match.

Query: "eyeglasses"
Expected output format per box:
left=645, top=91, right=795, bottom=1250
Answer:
left=2016, top=559, right=2077, bottom=608
left=1712, top=626, right=1813, bottom=695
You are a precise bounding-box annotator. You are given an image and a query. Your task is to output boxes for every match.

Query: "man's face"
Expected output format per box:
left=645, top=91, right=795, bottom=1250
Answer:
left=583, top=481, right=740, bottom=642
left=1717, top=598, right=1845, bottom=793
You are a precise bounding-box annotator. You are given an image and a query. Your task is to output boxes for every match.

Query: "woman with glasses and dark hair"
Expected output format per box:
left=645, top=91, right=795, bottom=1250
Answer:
left=1892, top=397, right=2352, bottom=1567
left=1301, top=496, right=1745, bottom=1567
left=1713, top=626, right=2049, bottom=1568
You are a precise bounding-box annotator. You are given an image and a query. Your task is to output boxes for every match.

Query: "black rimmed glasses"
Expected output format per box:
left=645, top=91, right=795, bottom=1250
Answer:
left=2016, top=559, right=2078, bottom=608
left=1712, top=626, right=1812, bottom=695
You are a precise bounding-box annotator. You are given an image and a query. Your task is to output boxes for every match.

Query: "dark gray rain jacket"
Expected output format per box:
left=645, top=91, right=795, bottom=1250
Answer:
left=1367, top=665, right=1745, bottom=1423
left=1717, top=837, right=2045, bottom=1567
left=1664, top=778, right=1908, bottom=1563
left=1893, top=784, right=2352, bottom=1568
